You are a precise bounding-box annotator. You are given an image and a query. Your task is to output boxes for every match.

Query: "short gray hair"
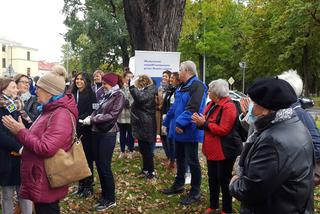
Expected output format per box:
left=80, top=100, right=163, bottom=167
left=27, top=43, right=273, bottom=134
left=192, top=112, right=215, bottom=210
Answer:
left=208, top=79, right=229, bottom=98
left=277, top=69, right=303, bottom=96
left=180, top=61, right=198, bottom=76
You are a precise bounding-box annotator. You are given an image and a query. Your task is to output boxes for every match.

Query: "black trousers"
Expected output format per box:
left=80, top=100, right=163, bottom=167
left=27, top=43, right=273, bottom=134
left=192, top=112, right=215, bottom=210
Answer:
left=138, top=140, right=155, bottom=173
left=34, top=201, right=59, bottom=214
left=207, top=158, right=236, bottom=213
left=93, top=132, right=116, bottom=202
left=78, top=130, right=94, bottom=188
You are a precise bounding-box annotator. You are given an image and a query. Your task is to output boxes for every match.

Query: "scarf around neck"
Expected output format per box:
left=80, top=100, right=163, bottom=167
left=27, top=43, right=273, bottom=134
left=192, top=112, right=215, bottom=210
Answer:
left=37, top=93, right=64, bottom=112
left=0, top=94, right=32, bottom=123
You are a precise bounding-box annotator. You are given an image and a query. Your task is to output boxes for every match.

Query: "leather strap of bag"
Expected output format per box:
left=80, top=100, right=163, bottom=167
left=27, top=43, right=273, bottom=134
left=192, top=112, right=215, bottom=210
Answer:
left=66, top=109, right=77, bottom=141
left=47, top=108, right=78, bottom=147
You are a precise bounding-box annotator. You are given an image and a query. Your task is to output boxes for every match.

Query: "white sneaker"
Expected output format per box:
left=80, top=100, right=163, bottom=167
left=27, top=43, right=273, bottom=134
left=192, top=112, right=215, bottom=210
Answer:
left=185, top=172, right=191, bottom=185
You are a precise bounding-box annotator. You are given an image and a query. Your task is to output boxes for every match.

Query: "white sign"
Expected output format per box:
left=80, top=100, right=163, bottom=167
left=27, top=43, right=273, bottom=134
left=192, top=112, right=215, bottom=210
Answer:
left=228, top=77, right=235, bottom=85
left=134, top=50, right=181, bottom=77
left=239, top=61, right=247, bottom=68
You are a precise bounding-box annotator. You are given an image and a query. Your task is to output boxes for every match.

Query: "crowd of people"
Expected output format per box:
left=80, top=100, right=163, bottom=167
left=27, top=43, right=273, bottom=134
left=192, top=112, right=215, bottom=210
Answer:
left=0, top=60, right=318, bottom=214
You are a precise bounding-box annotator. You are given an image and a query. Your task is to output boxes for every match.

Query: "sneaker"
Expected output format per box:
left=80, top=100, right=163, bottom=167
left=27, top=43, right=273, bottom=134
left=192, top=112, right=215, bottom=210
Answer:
left=203, top=208, right=219, bottom=214
left=161, top=185, right=184, bottom=195
left=180, top=192, right=201, bottom=205
left=96, top=200, right=116, bottom=212
left=79, top=187, right=93, bottom=198
left=203, top=208, right=212, bottom=214
left=146, top=172, right=155, bottom=179
left=71, top=185, right=84, bottom=196
left=93, top=197, right=104, bottom=208
left=118, top=152, right=125, bottom=158
left=137, top=170, right=148, bottom=178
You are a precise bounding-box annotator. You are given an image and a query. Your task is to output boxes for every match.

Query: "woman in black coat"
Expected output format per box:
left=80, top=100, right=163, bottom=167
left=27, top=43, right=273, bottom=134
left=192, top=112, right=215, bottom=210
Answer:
left=71, top=72, right=97, bottom=197
left=0, top=78, right=33, bottom=214
left=130, top=75, right=157, bottom=179
left=230, top=78, right=314, bottom=213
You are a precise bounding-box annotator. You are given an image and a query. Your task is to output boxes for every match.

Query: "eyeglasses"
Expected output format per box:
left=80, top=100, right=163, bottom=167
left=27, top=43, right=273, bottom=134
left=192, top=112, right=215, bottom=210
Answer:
left=18, top=81, right=30, bottom=84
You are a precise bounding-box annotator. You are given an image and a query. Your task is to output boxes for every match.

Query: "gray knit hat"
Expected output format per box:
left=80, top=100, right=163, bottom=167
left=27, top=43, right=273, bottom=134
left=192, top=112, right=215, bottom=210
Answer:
left=37, top=65, right=67, bottom=95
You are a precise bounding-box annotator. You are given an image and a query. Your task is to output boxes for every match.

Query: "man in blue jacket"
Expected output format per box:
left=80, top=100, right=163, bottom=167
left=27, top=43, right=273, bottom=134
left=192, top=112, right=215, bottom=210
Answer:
left=161, top=61, right=208, bottom=205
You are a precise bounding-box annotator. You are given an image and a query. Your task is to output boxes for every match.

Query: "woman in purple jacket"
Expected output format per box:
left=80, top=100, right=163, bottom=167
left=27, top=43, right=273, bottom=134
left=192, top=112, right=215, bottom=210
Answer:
left=81, top=72, right=125, bottom=212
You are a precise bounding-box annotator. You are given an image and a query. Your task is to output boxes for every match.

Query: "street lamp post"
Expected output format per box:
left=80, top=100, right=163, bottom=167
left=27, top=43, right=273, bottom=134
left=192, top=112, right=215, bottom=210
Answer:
left=239, top=61, right=247, bottom=93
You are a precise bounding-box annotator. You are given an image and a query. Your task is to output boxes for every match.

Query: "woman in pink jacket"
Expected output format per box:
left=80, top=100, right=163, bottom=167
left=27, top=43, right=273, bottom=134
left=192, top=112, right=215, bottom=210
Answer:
left=2, top=65, right=78, bottom=214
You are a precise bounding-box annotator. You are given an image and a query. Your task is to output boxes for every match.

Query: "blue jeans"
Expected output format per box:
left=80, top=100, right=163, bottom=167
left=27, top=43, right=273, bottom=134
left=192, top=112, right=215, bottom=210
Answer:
left=93, top=132, right=116, bottom=202
left=118, top=123, right=134, bottom=153
left=174, top=141, right=201, bottom=195
left=1, top=186, right=33, bottom=214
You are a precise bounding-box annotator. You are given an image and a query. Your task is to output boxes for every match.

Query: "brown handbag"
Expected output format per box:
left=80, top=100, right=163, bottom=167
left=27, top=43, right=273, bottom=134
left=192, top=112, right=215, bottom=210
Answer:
left=44, top=110, right=92, bottom=188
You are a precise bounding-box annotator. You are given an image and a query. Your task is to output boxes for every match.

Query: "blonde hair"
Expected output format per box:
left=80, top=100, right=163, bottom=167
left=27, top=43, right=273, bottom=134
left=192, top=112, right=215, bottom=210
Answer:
left=93, top=70, right=104, bottom=77
left=135, top=75, right=153, bottom=89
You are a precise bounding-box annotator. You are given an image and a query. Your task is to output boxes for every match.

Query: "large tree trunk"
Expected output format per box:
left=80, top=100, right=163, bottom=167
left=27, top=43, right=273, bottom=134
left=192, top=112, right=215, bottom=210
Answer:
left=123, top=0, right=186, bottom=51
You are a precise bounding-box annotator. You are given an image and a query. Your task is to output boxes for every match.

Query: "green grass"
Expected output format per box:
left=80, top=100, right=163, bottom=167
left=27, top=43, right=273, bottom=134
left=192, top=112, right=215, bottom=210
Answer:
left=311, top=97, right=320, bottom=108
left=0, top=144, right=319, bottom=213
left=59, top=144, right=320, bottom=213
left=60, top=146, right=240, bottom=214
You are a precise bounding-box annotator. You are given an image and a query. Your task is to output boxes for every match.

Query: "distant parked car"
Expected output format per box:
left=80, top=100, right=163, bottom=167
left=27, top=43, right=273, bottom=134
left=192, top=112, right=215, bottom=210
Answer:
left=299, top=97, right=314, bottom=109
left=229, top=90, right=247, bottom=102
left=206, top=90, right=246, bottom=105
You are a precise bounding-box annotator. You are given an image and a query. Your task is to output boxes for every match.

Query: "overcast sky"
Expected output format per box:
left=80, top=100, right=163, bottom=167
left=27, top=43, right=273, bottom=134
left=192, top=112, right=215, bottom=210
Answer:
left=0, top=0, right=67, bottom=62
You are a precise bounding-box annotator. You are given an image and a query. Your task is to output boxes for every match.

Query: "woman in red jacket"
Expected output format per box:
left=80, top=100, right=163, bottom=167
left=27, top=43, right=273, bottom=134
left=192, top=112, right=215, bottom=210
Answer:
left=192, top=79, right=242, bottom=214
left=2, top=65, right=78, bottom=214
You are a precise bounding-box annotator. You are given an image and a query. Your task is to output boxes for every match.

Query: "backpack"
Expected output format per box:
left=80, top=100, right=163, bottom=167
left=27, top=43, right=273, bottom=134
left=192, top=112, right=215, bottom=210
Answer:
left=216, top=100, right=248, bottom=142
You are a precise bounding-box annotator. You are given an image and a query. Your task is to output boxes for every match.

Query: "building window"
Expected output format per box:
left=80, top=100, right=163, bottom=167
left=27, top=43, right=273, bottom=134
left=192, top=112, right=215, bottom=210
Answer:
left=27, top=51, right=30, bottom=60
left=2, top=45, right=6, bottom=52
left=2, top=58, right=6, bottom=68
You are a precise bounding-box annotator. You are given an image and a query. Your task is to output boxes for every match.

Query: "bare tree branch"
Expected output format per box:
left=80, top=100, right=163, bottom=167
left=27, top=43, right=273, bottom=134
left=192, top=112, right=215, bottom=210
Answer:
left=307, top=2, right=320, bottom=25
left=108, top=0, right=117, bottom=18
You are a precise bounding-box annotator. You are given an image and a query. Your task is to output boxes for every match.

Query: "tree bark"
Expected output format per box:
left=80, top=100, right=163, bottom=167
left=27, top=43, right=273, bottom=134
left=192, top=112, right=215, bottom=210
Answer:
left=123, top=0, right=186, bottom=51
left=199, top=54, right=204, bottom=81
left=120, top=39, right=130, bottom=67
